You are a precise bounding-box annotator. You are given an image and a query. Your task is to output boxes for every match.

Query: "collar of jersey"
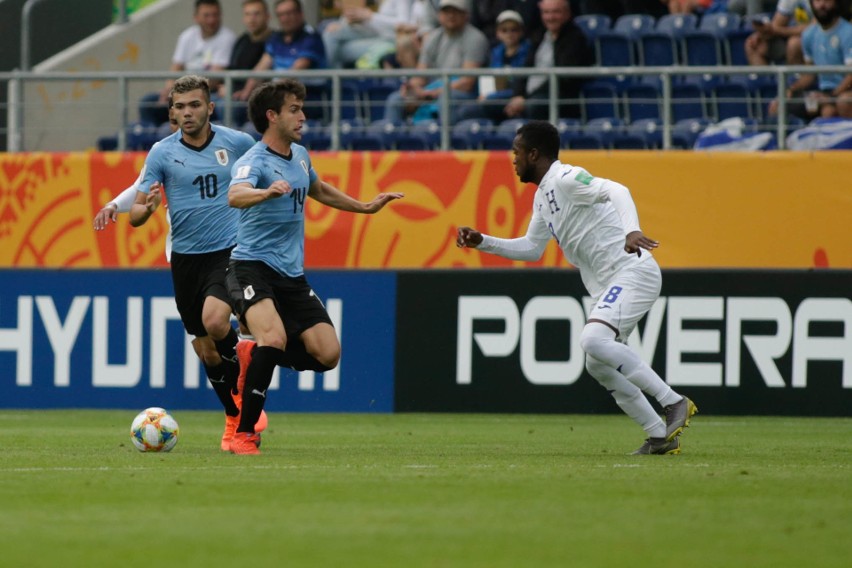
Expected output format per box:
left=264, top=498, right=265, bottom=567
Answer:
left=264, top=144, right=293, bottom=161
left=179, top=128, right=216, bottom=152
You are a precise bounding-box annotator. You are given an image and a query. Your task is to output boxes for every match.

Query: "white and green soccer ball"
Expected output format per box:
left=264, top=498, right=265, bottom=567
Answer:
left=130, top=407, right=180, bottom=452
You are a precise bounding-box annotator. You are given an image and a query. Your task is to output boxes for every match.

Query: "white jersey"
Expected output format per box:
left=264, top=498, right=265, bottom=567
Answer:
left=479, top=161, right=650, bottom=299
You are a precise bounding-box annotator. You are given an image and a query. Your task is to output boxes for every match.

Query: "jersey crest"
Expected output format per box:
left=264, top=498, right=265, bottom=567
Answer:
left=215, top=149, right=229, bottom=166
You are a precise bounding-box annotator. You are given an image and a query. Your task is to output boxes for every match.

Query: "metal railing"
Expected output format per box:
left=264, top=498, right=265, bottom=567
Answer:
left=3, top=64, right=849, bottom=152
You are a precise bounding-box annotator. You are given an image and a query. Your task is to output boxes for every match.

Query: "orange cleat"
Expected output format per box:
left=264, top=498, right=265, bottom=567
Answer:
left=221, top=414, right=240, bottom=451
left=235, top=339, right=256, bottom=398
left=229, top=432, right=261, bottom=455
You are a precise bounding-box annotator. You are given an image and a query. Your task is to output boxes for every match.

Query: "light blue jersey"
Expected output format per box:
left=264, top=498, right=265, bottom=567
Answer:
left=802, top=18, right=852, bottom=91
left=229, top=142, right=318, bottom=277
left=140, top=124, right=256, bottom=254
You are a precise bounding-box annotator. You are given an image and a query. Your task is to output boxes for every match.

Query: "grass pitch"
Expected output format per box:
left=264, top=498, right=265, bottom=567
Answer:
left=0, top=411, right=849, bottom=568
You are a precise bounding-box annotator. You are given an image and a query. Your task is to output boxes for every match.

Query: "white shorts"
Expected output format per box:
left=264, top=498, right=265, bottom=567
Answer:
left=587, top=258, right=662, bottom=342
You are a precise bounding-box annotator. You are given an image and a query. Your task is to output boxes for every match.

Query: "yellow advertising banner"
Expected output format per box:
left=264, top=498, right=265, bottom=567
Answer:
left=0, top=151, right=848, bottom=269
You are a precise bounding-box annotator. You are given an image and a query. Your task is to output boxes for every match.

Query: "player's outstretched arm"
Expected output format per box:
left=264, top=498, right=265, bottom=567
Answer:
left=93, top=176, right=145, bottom=230
left=129, top=182, right=162, bottom=227
left=456, top=226, right=483, bottom=248
left=309, top=180, right=403, bottom=213
left=624, top=230, right=659, bottom=257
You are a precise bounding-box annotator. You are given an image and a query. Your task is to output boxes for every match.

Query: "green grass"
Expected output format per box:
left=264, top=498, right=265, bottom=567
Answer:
left=0, top=412, right=849, bottom=568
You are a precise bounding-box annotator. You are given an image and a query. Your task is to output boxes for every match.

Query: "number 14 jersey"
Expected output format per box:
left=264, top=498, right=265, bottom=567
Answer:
left=229, top=142, right=318, bottom=278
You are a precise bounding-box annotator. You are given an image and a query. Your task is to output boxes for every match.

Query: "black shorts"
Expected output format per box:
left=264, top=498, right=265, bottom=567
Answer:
left=226, top=260, right=333, bottom=339
left=170, top=247, right=234, bottom=337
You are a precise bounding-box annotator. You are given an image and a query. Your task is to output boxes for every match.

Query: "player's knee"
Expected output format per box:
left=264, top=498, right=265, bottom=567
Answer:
left=192, top=337, right=220, bottom=366
left=585, top=355, right=606, bottom=378
left=202, top=314, right=232, bottom=340
left=314, top=347, right=340, bottom=371
left=579, top=323, right=615, bottom=359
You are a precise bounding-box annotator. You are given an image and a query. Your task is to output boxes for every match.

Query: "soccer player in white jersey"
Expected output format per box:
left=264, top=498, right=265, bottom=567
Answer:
left=456, top=120, right=697, bottom=455
left=129, top=75, right=266, bottom=451
left=225, top=79, right=403, bottom=455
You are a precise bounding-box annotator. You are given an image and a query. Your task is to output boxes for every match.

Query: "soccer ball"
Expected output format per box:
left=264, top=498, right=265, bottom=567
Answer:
left=130, top=407, right=180, bottom=452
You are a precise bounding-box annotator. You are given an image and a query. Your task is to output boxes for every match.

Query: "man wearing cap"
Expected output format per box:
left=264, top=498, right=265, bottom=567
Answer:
left=383, top=0, right=490, bottom=123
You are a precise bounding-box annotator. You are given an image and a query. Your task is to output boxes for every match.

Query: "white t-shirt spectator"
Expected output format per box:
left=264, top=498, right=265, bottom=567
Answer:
left=172, top=24, right=237, bottom=70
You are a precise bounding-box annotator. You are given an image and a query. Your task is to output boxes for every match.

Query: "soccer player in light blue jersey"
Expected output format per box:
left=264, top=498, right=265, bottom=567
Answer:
left=129, top=75, right=262, bottom=451
left=225, top=79, right=403, bottom=454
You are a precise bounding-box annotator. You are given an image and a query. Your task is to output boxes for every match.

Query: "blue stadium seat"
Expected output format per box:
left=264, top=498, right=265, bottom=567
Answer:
left=583, top=117, right=625, bottom=148
left=698, top=12, right=742, bottom=37
left=671, top=83, right=707, bottom=122
left=364, top=80, right=402, bottom=123
left=681, top=31, right=723, bottom=90
left=713, top=83, right=753, bottom=121
left=656, top=13, right=698, bottom=38
left=574, top=14, right=612, bottom=45
left=627, top=118, right=663, bottom=148
left=624, top=83, right=661, bottom=122
left=596, top=30, right=635, bottom=67
left=240, top=120, right=262, bottom=141
left=480, top=118, right=527, bottom=150
left=408, top=120, right=442, bottom=149
left=672, top=118, right=711, bottom=148
left=393, top=134, right=431, bottom=151
left=556, top=118, right=582, bottom=148
left=126, top=121, right=160, bottom=150
left=581, top=81, right=620, bottom=120
left=640, top=32, right=678, bottom=67
left=451, top=118, right=493, bottom=150
left=613, top=14, right=656, bottom=40
left=365, top=118, right=405, bottom=149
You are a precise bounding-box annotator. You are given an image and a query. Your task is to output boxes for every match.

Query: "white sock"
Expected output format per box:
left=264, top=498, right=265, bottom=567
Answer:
left=580, top=323, right=682, bottom=409
left=586, top=355, right=665, bottom=438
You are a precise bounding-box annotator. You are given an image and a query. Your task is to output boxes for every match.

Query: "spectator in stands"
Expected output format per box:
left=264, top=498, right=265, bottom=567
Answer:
left=501, top=0, right=592, bottom=121
left=382, top=0, right=490, bottom=124
left=379, top=0, right=438, bottom=70
left=139, top=0, right=236, bottom=125
left=459, top=10, right=531, bottom=121
left=769, top=0, right=852, bottom=119
left=745, top=0, right=813, bottom=66
left=323, top=0, right=426, bottom=69
left=238, top=0, right=327, bottom=97
left=219, top=0, right=273, bottom=124
left=469, top=0, right=543, bottom=42
left=662, top=0, right=727, bottom=14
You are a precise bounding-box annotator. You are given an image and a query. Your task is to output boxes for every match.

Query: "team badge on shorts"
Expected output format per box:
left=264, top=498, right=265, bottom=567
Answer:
left=243, top=285, right=255, bottom=300
left=215, top=149, right=229, bottom=166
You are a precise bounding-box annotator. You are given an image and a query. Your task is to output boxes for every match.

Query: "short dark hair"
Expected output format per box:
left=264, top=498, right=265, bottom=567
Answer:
left=275, top=0, right=301, bottom=10
left=171, top=75, right=211, bottom=103
left=517, top=121, right=560, bottom=161
left=248, top=79, right=307, bottom=133
left=195, top=0, right=220, bottom=10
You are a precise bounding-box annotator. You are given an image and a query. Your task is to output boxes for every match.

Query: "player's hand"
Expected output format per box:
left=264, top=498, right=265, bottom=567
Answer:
left=146, top=183, right=163, bottom=213
left=364, top=192, right=404, bottom=213
left=266, top=180, right=291, bottom=199
left=93, top=204, right=118, bottom=230
left=625, top=230, right=658, bottom=257
left=457, top=226, right=483, bottom=248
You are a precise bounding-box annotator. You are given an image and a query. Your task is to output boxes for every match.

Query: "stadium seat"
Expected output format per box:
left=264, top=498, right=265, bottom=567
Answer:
left=583, top=117, right=625, bottom=148
left=480, top=118, right=527, bottom=150
left=364, top=80, right=402, bottom=123
left=627, top=118, right=663, bottom=148
left=698, top=12, right=742, bottom=37
left=640, top=31, right=678, bottom=67
left=581, top=81, right=620, bottom=120
left=713, top=83, right=753, bottom=121
left=365, top=118, right=405, bottom=149
left=613, top=14, right=656, bottom=40
left=451, top=118, right=494, bottom=150
left=393, top=134, right=431, bottom=151
left=240, top=120, right=262, bottom=141
left=300, top=120, right=331, bottom=151
left=655, top=13, right=698, bottom=38
left=574, top=14, right=612, bottom=45
left=126, top=121, right=160, bottom=150
left=556, top=118, right=583, bottom=148
left=672, top=117, right=711, bottom=148
left=671, top=83, right=707, bottom=122
left=624, top=84, right=661, bottom=122
left=408, top=119, right=442, bottom=149
left=337, top=117, right=366, bottom=148
left=680, top=30, right=723, bottom=91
